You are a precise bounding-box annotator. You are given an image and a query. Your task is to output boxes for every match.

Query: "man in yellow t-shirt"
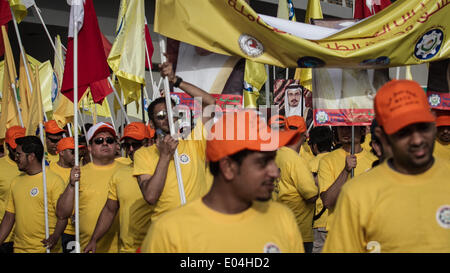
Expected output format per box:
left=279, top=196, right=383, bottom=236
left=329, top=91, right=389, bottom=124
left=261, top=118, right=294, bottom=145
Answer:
left=306, top=126, right=333, bottom=253
left=274, top=116, right=318, bottom=253
left=57, top=122, right=126, bottom=253
left=324, top=80, right=450, bottom=253
left=134, top=61, right=216, bottom=221
left=50, top=137, right=84, bottom=253
left=433, top=110, right=450, bottom=161
left=83, top=122, right=154, bottom=253
left=318, top=125, right=377, bottom=232
left=141, top=110, right=304, bottom=253
left=0, top=136, right=67, bottom=253
left=0, top=126, right=25, bottom=253
left=44, top=120, right=66, bottom=164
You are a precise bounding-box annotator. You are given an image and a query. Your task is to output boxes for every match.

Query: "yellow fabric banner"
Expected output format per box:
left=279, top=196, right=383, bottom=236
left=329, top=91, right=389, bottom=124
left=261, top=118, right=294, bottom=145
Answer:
left=107, top=0, right=145, bottom=106
left=155, top=0, right=450, bottom=68
left=26, top=65, right=44, bottom=136
left=18, top=53, right=33, bottom=127
left=243, top=60, right=267, bottom=108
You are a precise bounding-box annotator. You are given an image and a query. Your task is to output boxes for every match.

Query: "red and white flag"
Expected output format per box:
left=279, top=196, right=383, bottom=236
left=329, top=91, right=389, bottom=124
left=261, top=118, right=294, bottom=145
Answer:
left=353, top=0, right=391, bottom=19
left=144, top=20, right=154, bottom=70
left=61, top=0, right=112, bottom=104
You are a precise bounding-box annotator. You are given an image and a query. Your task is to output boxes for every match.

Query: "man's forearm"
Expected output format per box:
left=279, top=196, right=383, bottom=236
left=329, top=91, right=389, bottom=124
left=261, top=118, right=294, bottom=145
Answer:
left=321, top=168, right=350, bottom=209
left=56, top=184, right=75, bottom=219
left=0, top=212, right=15, bottom=244
left=52, top=218, right=68, bottom=238
left=90, top=200, right=119, bottom=242
left=139, top=156, right=172, bottom=205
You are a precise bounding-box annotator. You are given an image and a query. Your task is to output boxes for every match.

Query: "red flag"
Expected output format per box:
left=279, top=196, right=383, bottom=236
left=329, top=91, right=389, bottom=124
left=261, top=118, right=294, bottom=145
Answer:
left=0, top=0, right=12, bottom=56
left=144, top=23, right=154, bottom=70
left=353, top=0, right=391, bottom=19
left=101, top=32, right=112, bottom=59
left=61, top=0, right=112, bottom=104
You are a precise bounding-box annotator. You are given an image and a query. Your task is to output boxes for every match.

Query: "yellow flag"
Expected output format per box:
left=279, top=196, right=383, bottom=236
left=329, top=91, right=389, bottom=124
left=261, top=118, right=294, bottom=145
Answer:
left=277, top=0, right=296, bottom=21
left=243, top=60, right=267, bottom=108
left=0, top=26, right=20, bottom=139
left=80, top=90, right=112, bottom=118
left=107, top=0, right=145, bottom=106
left=8, top=0, right=33, bottom=23
left=18, top=53, right=34, bottom=127
left=155, top=0, right=450, bottom=68
left=52, top=35, right=74, bottom=128
left=26, top=55, right=54, bottom=113
left=26, top=65, right=44, bottom=136
left=294, top=0, right=323, bottom=91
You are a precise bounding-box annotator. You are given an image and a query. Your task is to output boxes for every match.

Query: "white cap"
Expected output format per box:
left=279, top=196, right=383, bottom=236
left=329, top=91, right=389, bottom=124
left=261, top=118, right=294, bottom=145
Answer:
left=86, top=122, right=116, bottom=143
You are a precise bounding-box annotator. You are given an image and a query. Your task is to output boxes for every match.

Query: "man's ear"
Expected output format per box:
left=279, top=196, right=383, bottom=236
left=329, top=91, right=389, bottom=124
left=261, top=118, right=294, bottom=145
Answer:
left=218, top=157, right=238, bottom=181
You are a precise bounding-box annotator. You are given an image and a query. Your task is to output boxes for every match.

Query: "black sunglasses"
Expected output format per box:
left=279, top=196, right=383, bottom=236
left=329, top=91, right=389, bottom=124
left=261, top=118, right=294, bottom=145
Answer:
left=122, top=142, right=144, bottom=150
left=93, top=137, right=115, bottom=145
left=47, top=137, right=61, bottom=143
left=155, top=110, right=167, bottom=121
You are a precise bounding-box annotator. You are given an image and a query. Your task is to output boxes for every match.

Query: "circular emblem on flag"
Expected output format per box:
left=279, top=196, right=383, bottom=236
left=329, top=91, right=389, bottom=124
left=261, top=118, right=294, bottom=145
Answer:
left=51, top=72, right=58, bottom=103
left=414, top=29, right=443, bottom=60
left=297, top=56, right=325, bottom=68
left=428, top=94, right=441, bottom=107
left=179, top=153, right=190, bottom=164
left=263, top=242, right=281, bottom=253
left=238, top=34, right=264, bottom=58
left=436, top=205, right=450, bottom=229
left=315, top=111, right=329, bottom=124
left=30, top=187, right=39, bottom=197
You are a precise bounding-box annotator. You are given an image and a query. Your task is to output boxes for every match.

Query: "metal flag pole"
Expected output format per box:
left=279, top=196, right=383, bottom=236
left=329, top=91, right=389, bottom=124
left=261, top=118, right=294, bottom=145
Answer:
left=141, top=85, right=146, bottom=123
left=108, top=77, right=130, bottom=125
left=38, top=122, right=50, bottom=253
left=159, top=35, right=186, bottom=206
left=265, top=64, right=270, bottom=106
left=351, top=125, right=355, bottom=178
left=72, top=12, right=81, bottom=254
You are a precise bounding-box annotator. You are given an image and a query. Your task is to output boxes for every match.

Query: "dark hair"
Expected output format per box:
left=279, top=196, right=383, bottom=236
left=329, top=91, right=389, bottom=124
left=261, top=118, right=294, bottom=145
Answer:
left=309, top=126, right=333, bottom=153
left=15, top=136, right=44, bottom=162
left=147, top=97, right=176, bottom=124
left=332, top=126, right=366, bottom=146
left=209, top=149, right=254, bottom=176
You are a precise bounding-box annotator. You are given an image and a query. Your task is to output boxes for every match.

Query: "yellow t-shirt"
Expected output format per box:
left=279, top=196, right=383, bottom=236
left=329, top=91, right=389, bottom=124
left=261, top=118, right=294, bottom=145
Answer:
left=299, top=142, right=315, bottom=163
left=318, top=147, right=377, bottom=230
left=323, top=158, right=450, bottom=253
left=141, top=198, right=305, bottom=253
left=115, top=157, right=132, bottom=166
left=49, top=161, right=74, bottom=236
left=0, top=156, right=21, bottom=243
left=108, top=165, right=153, bottom=253
left=274, top=146, right=318, bottom=242
left=79, top=161, right=126, bottom=253
left=6, top=169, right=65, bottom=253
left=133, top=123, right=207, bottom=221
left=433, top=140, right=450, bottom=162
left=205, top=163, right=214, bottom=194
left=362, top=133, right=372, bottom=153
left=308, top=152, right=329, bottom=229
left=46, top=153, right=59, bottom=164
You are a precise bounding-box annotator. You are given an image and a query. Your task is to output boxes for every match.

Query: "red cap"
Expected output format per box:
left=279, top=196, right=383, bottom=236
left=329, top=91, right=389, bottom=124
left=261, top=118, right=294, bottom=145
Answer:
left=206, top=110, right=298, bottom=162
left=435, top=110, right=450, bottom=127
left=374, top=80, right=435, bottom=135
left=286, top=115, right=307, bottom=133
left=44, top=120, right=66, bottom=134
left=120, top=122, right=149, bottom=141
left=5, top=126, right=26, bottom=149
left=56, top=137, right=85, bottom=153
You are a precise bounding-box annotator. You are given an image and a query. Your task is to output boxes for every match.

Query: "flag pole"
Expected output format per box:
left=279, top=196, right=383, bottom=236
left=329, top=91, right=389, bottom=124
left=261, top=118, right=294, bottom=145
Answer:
left=72, top=9, right=81, bottom=254
left=265, top=64, right=270, bottom=106
left=141, top=85, right=145, bottom=123
left=11, top=83, right=24, bottom=127
left=159, top=35, right=186, bottom=206
left=38, top=122, right=50, bottom=253
left=9, top=6, right=34, bottom=96
left=351, top=125, right=355, bottom=178
left=32, top=4, right=64, bottom=68
left=108, top=77, right=130, bottom=125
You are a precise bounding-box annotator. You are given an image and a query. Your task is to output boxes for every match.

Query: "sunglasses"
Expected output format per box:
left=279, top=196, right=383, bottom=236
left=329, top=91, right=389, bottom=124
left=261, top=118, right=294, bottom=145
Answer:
left=47, top=137, right=61, bottom=144
left=122, top=142, right=144, bottom=150
left=93, top=137, right=115, bottom=145
left=155, top=110, right=168, bottom=121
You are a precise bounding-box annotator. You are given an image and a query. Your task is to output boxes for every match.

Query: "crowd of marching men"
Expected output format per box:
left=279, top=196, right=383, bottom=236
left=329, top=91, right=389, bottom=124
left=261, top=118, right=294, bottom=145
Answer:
left=0, top=61, right=449, bottom=253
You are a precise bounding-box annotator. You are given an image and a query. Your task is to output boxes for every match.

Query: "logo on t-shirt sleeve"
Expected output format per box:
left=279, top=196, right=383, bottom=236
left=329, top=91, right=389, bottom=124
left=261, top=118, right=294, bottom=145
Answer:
left=436, top=205, right=450, bottom=229
left=30, top=187, right=39, bottom=197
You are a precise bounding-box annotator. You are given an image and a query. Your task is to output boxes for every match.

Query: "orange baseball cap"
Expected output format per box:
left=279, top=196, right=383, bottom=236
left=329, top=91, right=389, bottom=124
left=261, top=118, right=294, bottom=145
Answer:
left=286, top=115, right=307, bottom=133
left=5, top=126, right=26, bottom=149
left=44, top=120, right=66, bottom=134
left=147, top=124, right=155, bottom=138
left=435, top=110, right=450, bottom=127
left=268, top=115, right=286, bottom=127
left=206, top=110, right=298, bottom=162
left=56, top=137, right=85, bottom=153
left=86, top=122, right=117, bottom=143
left=120, top=122, right=149, bottom=141
left=374, top=80, right=435, bottom=135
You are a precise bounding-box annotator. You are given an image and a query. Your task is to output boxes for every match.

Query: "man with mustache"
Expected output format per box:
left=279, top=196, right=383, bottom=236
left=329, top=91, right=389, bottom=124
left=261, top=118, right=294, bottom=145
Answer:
left=323, top=80, right=450, bottom=252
